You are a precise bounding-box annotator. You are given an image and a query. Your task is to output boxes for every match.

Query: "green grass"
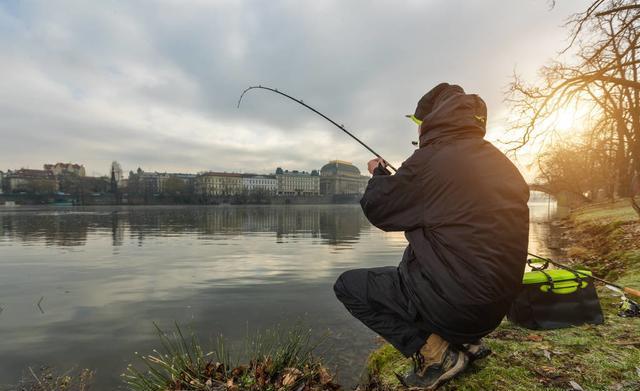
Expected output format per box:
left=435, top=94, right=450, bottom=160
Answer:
left=366, top=201, right=640, bottom=390
left=564, top=201, right=640, bottom=281
left=572, top=200, right=638, bottom=224
left=367, top=308, right=640, bottom=391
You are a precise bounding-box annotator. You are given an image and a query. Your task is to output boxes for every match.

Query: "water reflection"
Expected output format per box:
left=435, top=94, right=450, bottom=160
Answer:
left=527, top=200, right=562, bottom=259
left=0, top=206, right=370, bottom=249
left=0, top=203, right=555, bottom=388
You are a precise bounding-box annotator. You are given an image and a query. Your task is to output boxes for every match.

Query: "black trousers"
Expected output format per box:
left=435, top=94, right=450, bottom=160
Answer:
left=333, top=266, right=430, bottom=357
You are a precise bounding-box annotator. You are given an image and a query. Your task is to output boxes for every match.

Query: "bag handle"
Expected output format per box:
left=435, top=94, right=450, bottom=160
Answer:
left=528, top=258, right=549, bottom=271
left=529, top=258, right=588, bottom=288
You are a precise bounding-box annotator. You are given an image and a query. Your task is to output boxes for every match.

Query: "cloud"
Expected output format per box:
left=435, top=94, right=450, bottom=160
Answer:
left=0, top=0, right=586, bottom=176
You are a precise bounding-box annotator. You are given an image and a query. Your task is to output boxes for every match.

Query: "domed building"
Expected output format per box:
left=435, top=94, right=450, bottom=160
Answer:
left=320, top=160, right=369, bottom=196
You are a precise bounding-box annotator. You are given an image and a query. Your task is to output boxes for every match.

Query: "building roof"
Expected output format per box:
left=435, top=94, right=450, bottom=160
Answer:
left=241, top=174, right=276, bottom=179
left=8, top=169, right=55, bottom=178
left=44, top=163, right=84, bottom=170
left=320, top=160, right=362, bottom=177
left=198, top=172, right=243, bottom=178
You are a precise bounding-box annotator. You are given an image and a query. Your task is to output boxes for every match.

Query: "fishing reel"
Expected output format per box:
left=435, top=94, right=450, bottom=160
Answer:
left=619, top=295, right=640, bottom=318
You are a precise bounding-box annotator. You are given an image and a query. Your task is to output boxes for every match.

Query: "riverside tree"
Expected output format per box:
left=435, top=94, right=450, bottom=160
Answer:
left=507, top=0, right=640, bottom=215
left=535, top=135, right=615, bottom=202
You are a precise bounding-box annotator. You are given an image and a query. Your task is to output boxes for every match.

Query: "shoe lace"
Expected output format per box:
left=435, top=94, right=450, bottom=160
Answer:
left=411, top=352, right=425, bottom=373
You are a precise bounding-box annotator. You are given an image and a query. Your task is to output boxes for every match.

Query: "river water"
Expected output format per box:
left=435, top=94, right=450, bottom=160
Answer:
left=0, top=202, right=556, bottom=388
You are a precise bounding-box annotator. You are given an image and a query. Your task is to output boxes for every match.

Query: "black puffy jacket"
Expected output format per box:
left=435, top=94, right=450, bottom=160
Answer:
left=360, top=84, right=530, bottom=343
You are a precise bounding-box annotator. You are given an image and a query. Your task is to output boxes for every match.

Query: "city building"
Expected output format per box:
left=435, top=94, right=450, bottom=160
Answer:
left=156, top=173, right=196, bottom=193
left=242, top=174, right=277, bottom=194
left=5, top=169, right=58, bottom=193
left=132, top=169, right=159, bottom=194
left=0, top=161, right=371, bottom=200
left=111, top=161, right=124, bottom=185
left=195, top=172, right=243, bottom=197
left=70, top=176, right=110, bottom=195
left=128, top=169, right=196, bottom=195
left=275, top=168, right=320, bottom=196
left=319, top=160, right=369, bottom=195
left=167, top=173, right=196, bottom=191
left=44, top=162, right=86, bottom=177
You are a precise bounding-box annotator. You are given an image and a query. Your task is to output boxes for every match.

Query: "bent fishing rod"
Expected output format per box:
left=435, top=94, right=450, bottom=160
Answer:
left=237, top=85, right=397, bottom=172
left=528, top=251, right=640, bottom=299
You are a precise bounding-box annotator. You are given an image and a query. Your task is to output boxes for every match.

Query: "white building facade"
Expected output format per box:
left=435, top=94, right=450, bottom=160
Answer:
left=195, top=172, right=244, bottom=196
left=242, top=174, right=277, bottom=194
left=276, top=170, right=320, bottom=196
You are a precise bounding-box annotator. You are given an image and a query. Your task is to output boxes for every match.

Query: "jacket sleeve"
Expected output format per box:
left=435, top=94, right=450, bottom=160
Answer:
left=360, top=156, right=423, bottom=232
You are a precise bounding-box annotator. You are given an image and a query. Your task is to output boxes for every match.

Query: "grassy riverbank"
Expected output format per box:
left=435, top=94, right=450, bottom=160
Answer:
left=366, top=200, right=640, bottom=390
left=9, top=202, right=639, bottom=390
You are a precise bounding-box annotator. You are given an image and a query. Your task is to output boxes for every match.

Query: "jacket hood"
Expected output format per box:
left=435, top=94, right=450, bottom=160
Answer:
left=415, top=83, right=487, bottom=147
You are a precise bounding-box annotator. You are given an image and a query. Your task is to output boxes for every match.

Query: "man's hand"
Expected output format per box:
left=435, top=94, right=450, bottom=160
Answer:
left=367, top=158, right=387, bottom=175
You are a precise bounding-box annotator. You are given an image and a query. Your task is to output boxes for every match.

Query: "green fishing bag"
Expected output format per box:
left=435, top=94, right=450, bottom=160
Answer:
left=507, top=259, right=604, bottom=329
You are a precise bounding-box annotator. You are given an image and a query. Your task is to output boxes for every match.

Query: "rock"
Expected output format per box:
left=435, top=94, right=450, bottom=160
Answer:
left=569, top=380, right=584, bottom=390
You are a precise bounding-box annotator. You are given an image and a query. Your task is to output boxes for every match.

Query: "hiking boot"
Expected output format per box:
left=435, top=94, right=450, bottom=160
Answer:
left=462, top=340, right=491, bottom=361
left=398, top=334, right=469, bottom=390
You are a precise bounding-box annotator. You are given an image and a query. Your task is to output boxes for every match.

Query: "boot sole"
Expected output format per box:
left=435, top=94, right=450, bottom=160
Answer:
left=467, top=346, right=492, bottom=362
left=426, top=351, right=469, bottom=390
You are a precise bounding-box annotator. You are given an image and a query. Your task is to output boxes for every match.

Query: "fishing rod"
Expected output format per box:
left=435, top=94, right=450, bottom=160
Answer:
left=528, top=251, right=640, bottom=299
left=237, top=85, right=397, bottom=172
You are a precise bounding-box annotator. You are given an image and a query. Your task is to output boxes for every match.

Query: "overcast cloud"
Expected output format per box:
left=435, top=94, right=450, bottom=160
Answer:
left=0, top=0, right=586, bottom=177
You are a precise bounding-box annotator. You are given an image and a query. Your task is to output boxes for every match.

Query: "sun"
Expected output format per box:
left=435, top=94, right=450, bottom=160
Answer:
left=554, top=106, right=577, bottom=131
left=537, top=104, right=590, bottom=139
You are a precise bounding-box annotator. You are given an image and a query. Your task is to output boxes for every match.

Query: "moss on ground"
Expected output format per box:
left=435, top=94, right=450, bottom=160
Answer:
left=364, top=202, right=640, bottom=390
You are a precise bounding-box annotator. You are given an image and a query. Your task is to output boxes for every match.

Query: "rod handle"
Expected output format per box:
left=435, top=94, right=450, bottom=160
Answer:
left=623, top=287, right=640, bottom=298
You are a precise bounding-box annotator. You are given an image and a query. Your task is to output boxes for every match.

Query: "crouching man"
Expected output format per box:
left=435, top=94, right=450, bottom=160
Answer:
left=334, top=83, right=530, bottom=389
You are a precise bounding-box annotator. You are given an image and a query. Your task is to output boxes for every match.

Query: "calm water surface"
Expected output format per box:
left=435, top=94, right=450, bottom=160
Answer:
left=0, top=202, right=556, bottom=388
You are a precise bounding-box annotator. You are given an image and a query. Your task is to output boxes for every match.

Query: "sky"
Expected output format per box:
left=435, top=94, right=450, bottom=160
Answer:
left=0, top=0, right=588, bottom=179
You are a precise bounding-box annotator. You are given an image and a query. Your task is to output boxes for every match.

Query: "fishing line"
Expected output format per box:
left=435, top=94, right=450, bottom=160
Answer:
left=237, top=85, right=397, bottom=172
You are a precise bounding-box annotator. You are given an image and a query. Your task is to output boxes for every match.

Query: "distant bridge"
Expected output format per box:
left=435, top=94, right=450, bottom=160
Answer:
left=528, top=183, right=553, bottom=194
left=528, top=184, right=588, bottom=208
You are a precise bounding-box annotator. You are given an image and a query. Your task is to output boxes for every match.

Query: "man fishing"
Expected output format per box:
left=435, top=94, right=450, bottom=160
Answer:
left=334, top=83, right=530, bottom=389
